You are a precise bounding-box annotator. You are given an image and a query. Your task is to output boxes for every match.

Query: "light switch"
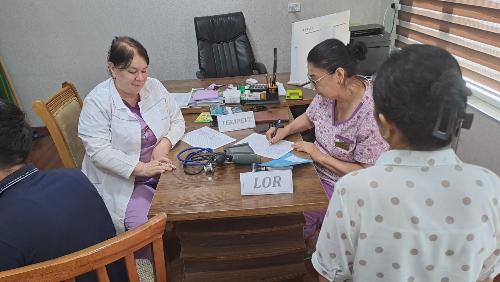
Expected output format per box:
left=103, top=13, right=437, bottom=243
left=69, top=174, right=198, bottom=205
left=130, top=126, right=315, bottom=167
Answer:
left=288, top=2, right=301, bottom=13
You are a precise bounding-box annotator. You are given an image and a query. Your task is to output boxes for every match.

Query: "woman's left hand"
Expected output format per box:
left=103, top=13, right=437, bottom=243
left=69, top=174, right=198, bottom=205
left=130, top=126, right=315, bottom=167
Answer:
left=292, top=141, right=320, bottom=159
left=152, top=138, right=173, bottom=161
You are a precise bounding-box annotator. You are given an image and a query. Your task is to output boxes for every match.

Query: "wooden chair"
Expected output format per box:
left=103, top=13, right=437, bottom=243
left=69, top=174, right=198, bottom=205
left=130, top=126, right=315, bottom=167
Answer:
left=32, top=81, right=85, bottom=168
left=0, top=212, right=168, bottom=282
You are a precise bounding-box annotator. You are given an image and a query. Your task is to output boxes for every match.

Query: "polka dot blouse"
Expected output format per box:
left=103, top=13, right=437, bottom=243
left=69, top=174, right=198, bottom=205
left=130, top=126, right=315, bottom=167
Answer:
left=312, top=149, right=500, bottom=281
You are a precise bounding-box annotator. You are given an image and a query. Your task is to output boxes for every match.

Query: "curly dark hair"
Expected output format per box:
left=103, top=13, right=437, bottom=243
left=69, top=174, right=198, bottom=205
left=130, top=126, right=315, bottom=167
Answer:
left=373, top=44, right=471, bottom=150
left=0, top=99, right=32, bottom=169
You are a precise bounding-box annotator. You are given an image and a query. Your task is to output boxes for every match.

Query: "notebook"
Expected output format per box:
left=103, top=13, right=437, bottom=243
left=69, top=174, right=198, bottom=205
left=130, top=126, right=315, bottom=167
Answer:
left=192, top=89, right=218, bottom=101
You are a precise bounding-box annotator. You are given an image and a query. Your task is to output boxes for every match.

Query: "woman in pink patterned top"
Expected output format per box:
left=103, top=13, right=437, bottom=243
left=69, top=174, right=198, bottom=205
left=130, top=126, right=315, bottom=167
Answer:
left=266, top=39, right=388, bottom=251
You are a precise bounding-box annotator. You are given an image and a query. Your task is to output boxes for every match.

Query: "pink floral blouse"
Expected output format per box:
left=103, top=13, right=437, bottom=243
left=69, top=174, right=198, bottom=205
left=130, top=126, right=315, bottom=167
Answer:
left=305, top=84, right=389, bottom=186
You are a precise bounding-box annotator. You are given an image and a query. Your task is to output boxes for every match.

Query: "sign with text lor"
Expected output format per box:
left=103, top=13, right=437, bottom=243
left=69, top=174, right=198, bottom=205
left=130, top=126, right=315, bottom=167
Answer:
left=240, top=169, right=293, bottom=195
left=218, top=111, right=256, bottom=133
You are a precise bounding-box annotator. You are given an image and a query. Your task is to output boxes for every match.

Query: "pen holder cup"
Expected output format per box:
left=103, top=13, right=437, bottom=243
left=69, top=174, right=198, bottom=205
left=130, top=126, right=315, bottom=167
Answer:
left=267, top=85, right=278, bottom=94
left=266, top=86, right=279, bottom=101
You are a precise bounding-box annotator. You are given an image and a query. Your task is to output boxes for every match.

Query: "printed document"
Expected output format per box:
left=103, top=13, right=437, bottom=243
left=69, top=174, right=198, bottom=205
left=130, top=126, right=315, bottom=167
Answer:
left=182, top=126, right=235, bottom=149
left=170, top=93, right=192, bottom=108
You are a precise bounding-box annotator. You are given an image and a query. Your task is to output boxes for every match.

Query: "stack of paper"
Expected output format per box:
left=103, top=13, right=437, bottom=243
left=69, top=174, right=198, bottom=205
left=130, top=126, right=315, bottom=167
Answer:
left=170, top=92, right=192, bottom=108
left=189, top=89, right=221, bottom=106
left=192, top=89, right=218, bottom=101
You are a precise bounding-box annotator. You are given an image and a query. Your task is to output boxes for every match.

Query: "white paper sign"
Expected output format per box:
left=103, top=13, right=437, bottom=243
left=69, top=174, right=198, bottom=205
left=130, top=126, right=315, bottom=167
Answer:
left=240, top=169, right=293, bottom=195
left=218, top=111, right=256, bottom=133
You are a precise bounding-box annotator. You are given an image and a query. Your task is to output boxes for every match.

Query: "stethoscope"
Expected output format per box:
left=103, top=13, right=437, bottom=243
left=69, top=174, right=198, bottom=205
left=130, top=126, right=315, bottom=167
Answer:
left=176, top=147, right=224, bottom=175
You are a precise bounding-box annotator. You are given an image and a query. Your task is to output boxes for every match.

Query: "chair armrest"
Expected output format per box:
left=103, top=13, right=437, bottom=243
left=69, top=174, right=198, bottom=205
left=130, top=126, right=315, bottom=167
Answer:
left=253, top=62, right=267, bottom=74
left=196, top=70, right=207, bottom=79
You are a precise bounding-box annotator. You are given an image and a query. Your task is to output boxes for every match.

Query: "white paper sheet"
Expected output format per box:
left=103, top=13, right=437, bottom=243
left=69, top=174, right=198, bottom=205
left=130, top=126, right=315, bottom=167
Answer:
left=182, top=126, right=236, bottom=150
left=236, top=133, right=293, bottom=159
left=276, top=82, right=286, bottom=96
left=170, top=93, right=192, bottom=108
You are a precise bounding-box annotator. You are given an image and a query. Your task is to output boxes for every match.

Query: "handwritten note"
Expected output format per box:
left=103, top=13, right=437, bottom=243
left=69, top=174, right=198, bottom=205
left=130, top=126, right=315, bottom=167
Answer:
left=236, top=133, right=292, bottom=159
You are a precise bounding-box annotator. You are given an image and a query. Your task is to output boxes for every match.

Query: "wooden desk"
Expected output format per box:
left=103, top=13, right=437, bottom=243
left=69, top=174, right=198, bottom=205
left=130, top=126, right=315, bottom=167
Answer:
left=162, top=73, right=316, bottom=114
left=149, top=110, right=327, bottom=281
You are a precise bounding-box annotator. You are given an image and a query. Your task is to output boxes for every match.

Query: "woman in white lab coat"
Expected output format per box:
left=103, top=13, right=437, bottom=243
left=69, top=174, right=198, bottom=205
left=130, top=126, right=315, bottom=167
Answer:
left=78, top=37, right=185, bottom=242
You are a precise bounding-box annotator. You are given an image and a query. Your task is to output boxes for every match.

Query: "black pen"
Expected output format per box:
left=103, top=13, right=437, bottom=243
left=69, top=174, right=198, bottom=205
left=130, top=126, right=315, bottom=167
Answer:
left=272, top=48, right=277, bottom=86
left=299, top=81, right=311, bottom=87
left=271, top=119, right=283, bottom=138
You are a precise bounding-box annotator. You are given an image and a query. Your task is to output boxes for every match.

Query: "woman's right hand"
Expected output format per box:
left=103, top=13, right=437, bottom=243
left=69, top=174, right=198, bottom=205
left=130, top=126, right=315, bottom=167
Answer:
left=133, top=160, right=175, bottom=177
left=265, top=127, right=288, bottom=144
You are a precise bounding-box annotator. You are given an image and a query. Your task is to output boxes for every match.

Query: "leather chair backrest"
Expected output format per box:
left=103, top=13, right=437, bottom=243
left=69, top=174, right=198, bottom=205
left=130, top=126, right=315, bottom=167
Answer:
left=195, top=12, right=256, bottom=78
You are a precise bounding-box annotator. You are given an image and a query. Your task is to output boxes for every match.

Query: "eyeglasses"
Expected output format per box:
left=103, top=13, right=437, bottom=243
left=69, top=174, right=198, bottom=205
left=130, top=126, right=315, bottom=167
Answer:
left=302, top=73, right=330, bottom=89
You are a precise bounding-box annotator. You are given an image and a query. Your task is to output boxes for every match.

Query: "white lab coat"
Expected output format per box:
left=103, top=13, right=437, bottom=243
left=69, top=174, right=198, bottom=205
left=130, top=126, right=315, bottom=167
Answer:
left=78, top=77, right=185, bottom=233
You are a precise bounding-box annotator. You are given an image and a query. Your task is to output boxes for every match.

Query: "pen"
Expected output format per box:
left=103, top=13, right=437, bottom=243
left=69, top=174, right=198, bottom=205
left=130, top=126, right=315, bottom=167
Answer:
left=272, top=48, right=277, bottom=87
left=299, top=81, right=311, bottom=87
left=271, top=119, right=282, bottom=138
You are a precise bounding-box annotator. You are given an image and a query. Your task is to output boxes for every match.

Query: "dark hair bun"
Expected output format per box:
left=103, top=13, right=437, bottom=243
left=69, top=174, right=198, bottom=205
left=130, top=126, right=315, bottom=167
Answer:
left=347, top=41, right=367, bottom=61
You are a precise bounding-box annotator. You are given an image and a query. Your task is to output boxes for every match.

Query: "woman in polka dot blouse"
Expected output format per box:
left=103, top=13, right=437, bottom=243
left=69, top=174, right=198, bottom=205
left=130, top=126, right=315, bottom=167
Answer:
left=313, top=44, right=500, bottom=282
left=265, top=39, right=388, bottom=248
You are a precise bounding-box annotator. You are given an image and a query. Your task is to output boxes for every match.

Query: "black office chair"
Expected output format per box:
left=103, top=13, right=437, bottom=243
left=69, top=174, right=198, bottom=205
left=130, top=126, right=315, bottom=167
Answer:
left=194, top=12, right=267, bottom=79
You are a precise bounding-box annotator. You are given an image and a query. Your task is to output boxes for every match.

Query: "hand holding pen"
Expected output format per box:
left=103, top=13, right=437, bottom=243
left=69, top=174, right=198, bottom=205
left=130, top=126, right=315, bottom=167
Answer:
left=265, top=120, right=286, bottom=144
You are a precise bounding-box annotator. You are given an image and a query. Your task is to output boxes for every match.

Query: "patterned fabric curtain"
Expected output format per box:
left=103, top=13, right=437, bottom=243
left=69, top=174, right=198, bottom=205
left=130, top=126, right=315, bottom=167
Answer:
left=395, top=0, right=500, bottom=94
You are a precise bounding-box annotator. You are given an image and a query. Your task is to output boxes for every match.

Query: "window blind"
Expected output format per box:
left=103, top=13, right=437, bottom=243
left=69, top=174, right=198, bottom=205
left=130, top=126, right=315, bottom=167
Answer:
left=395, top=0, right=500, bottom=95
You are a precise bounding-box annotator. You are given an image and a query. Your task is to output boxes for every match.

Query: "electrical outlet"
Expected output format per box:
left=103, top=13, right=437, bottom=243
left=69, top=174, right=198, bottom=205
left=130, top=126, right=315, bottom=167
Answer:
left=288, top=2, right=301, bottom=13
left=391, top=3, right=402, bottom=10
